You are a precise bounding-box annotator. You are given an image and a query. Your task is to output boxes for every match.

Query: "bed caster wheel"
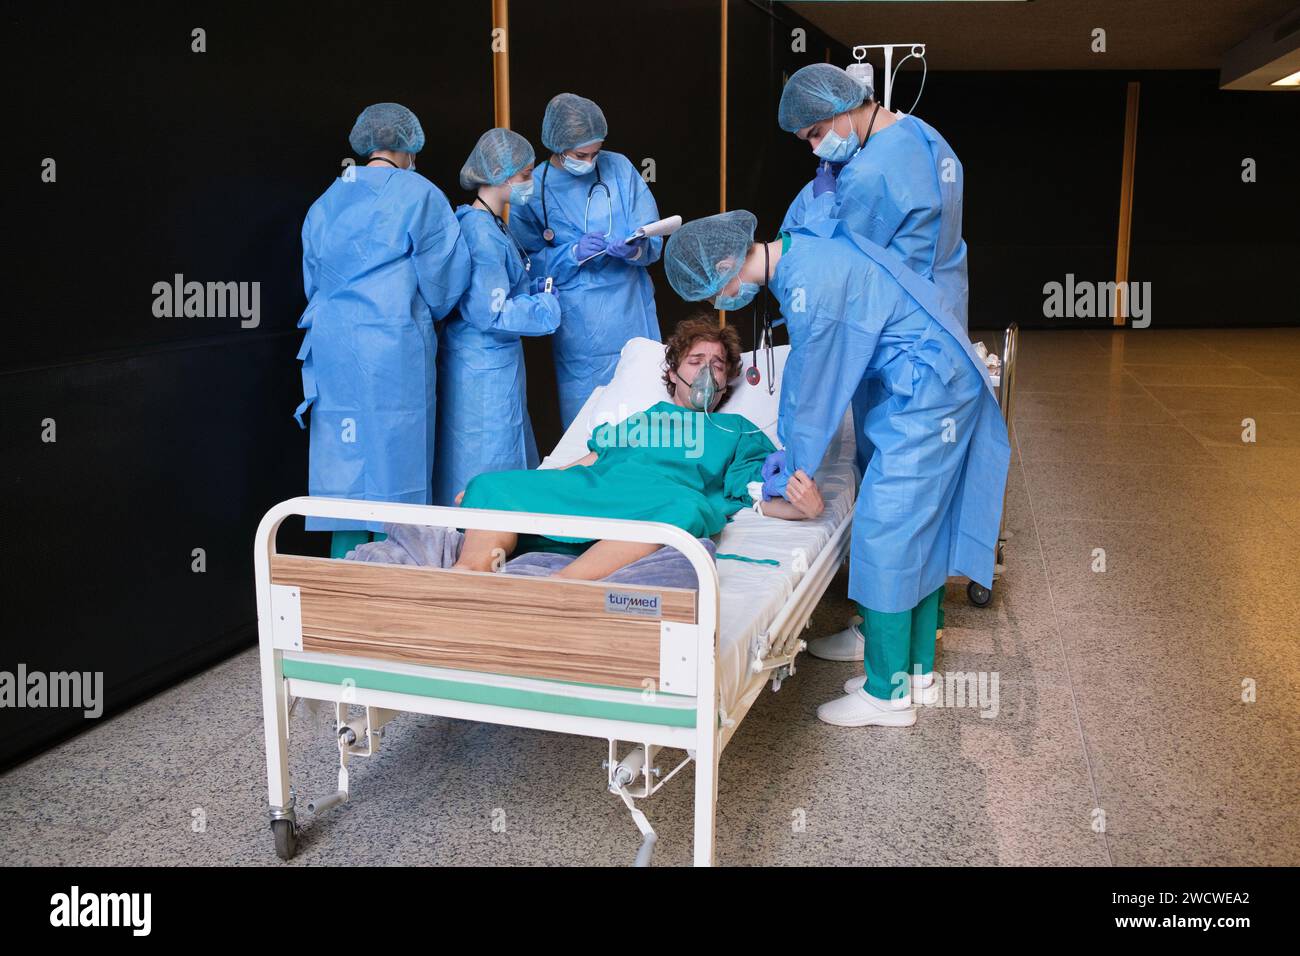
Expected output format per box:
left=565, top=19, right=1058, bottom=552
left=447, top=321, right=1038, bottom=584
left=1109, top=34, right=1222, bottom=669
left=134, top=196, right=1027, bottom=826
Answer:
left=271, top=819, right=298, bottom=861
left=967, top=581, right=992, bottom=607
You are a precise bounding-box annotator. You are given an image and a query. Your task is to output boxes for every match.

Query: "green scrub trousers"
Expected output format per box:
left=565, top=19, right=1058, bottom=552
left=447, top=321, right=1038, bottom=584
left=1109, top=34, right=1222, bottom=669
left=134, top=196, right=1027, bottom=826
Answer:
left=858, top=586, right=944, bottom=701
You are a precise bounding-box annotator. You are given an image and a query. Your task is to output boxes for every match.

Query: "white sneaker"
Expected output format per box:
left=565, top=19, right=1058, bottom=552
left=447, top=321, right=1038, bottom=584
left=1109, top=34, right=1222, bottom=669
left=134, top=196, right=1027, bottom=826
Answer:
left=807, top=624, right=864, bottom=662
left=817, top=688, right=916, bottom=727
left=844, top=672, right=940, bottom=707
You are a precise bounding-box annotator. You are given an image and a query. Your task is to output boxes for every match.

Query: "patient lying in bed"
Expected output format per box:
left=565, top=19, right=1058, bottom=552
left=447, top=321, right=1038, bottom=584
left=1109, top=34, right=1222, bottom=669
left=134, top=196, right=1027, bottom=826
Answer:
left=454, top=317, right=824, bottom=581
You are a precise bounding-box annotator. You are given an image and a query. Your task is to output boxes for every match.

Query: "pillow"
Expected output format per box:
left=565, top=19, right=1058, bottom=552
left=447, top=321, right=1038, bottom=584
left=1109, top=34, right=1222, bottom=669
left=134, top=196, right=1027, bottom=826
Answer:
left=541, top=337, right=791, bottom=467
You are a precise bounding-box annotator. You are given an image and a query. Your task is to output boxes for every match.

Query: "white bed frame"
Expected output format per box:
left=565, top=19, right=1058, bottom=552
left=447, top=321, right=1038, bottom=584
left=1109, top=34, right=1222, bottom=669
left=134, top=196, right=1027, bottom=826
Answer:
left=253, top=495, right=854, bottom=866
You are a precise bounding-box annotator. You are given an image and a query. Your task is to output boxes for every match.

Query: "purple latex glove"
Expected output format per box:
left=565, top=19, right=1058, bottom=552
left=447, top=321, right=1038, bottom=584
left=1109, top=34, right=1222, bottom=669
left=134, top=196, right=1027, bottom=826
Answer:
left=760, top=450, right=788, bottom=499
left=812, top=161, right=837, bottom=198
left=574, top=231, right=608, bottom=262
left=605, top=235, right=645, bottom=260
left=528, top=276, right=557, bottom=295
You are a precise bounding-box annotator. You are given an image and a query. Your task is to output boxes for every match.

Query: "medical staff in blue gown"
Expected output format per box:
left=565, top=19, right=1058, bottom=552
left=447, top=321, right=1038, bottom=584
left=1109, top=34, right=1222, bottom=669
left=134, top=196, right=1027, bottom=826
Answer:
left=664, top=211, right=1009, bottom=729
left=433, top=128, right=561, bottom=506
left=510, top=93, right=663, bottom=427
left=778, top=63, right=968, bottom=329
left=780, top=63, right=973, bottom=641
left=295, top=103, right=471, bottom=557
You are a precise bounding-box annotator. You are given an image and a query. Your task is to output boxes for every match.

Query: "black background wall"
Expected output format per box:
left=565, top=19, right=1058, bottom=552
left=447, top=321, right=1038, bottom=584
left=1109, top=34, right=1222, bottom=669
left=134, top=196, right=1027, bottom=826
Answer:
left=1128, top=71, right=1300, bottom=327
left=1, top=0, right=495, bottom=769
left=2, top=0, right=1297, bottom=769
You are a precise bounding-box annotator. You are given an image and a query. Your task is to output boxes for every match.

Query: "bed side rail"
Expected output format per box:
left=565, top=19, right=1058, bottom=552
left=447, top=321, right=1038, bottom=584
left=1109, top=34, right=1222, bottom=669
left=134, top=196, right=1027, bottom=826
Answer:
left=254, top=497, right=720, bottom=697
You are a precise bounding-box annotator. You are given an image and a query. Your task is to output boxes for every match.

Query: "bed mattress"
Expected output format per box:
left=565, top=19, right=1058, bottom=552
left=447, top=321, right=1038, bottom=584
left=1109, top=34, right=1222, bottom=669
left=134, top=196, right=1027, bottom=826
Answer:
left=712, top=412, right=858, bottom=713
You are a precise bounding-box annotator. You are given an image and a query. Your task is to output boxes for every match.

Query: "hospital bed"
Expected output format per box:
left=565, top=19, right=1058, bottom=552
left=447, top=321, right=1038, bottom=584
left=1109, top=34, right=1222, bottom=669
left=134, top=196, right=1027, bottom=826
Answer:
left=254, top=340, right=859, bottom=866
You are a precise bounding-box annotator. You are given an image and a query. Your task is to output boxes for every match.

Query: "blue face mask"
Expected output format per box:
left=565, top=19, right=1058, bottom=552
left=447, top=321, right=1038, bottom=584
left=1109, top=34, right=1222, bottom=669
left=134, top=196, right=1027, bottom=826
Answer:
left=714, top=281, right=759, bottom=311
left=813, top=115, right=859, bottom=163
left=563, top=153, right=595, bottom=176
left=509, top=178, right=534, bottom=205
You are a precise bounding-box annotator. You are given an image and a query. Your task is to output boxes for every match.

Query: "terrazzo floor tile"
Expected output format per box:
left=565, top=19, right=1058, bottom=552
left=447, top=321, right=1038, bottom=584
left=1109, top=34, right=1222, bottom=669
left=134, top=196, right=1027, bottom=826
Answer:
left=1171, top=409, right=1300, bottom=447
left=1140, top=385, right=1300, bottom=415
left=1013, top=390, right=1175, bottom=425
left=1035, top=517, right=1300, bottom=624
left=1008, top=368, right=1148, bottom=395
left=1057, top=613, right=1300, bottom=866
left=1014, top=420, right=1214, bottom=465
left=1124, top=364, right=1278, bottom=388
left=1021, top=461, right=1283, bottom=526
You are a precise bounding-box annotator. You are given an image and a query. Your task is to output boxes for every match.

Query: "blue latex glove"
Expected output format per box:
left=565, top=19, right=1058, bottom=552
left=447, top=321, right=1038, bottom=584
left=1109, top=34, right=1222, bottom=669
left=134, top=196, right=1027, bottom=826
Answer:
left=528, top=276, right=557, bottom=295
left=812, top=161, right=837, bottom=198
left=605, top=235, right=645, bottom=260
left=761, top=449, right=786, bottom=481
left=574, top=231, right=608, bottom=262
left=760, top=450, right=788, bottom=500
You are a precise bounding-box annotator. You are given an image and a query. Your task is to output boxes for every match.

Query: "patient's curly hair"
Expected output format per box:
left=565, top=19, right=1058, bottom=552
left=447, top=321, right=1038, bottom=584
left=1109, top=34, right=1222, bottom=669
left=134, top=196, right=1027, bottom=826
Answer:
left=662, top=314, right=743, bottom=400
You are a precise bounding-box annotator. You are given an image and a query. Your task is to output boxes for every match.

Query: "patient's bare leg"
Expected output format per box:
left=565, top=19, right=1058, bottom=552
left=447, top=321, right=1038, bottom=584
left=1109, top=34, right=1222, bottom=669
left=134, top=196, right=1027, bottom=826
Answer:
left=553, top=541, right=662, bottom=580
left=453, top=529, right=518, bottom=572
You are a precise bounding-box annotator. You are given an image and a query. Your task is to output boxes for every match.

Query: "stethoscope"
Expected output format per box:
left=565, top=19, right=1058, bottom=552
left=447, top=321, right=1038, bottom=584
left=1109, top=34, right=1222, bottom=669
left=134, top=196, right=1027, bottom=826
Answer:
left=365, top=155, right=415, bottom=172
left=539, top=156, right=612, bottom=243
left=473, top=196, right=531, bottom=273
left=746, top=241, right=778, bottom=396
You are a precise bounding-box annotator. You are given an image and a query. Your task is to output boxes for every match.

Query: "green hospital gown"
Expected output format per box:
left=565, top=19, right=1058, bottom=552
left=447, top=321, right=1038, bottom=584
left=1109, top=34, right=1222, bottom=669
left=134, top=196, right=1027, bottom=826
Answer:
left=460, top=401, right=775, bottom=547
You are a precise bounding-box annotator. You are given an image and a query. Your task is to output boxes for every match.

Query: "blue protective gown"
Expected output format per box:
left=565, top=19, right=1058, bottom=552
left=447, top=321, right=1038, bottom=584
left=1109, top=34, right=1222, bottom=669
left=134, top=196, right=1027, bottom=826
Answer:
left=782, top=113, right=968, bottom=326
left=295, top=167, right=471, bottom=531
left=432, top=205, right=562, bottom=506
left=783, top=113, right=970, bottom=479
left=768, top=218, right=1009, bottom=614
left=510, top=150, right=662, bottom=427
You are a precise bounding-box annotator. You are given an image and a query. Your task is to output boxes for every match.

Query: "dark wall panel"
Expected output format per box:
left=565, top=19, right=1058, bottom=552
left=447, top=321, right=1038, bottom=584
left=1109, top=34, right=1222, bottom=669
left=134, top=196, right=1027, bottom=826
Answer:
left=2, top=0, right=493, bottom=768
left=1129, top=71, right=1300, bottom=327
left=924, top=71, right=1129, bottom=330
left=726, top=0, right=849, bottom=353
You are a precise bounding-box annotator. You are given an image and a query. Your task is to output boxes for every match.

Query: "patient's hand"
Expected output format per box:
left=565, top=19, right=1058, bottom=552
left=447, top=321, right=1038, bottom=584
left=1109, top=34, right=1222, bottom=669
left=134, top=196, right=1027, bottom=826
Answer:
left=785, top=470, right=824, bottom=519
left=560, top=451, right=598, bottom=469
left=454, top=491, right=465, bottom=505
left=757, top=469, right=824, bottom=521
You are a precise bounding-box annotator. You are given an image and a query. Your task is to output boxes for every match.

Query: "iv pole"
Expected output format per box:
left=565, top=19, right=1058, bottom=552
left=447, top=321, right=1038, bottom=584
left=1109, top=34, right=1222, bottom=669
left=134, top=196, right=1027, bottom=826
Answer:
left=850, top=43, right=926, bottom=112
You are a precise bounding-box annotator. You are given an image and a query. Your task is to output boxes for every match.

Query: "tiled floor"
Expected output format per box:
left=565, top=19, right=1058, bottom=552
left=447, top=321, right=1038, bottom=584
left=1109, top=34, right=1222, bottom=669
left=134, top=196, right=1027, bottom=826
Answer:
left=1, top=328, right=1297, bottom=866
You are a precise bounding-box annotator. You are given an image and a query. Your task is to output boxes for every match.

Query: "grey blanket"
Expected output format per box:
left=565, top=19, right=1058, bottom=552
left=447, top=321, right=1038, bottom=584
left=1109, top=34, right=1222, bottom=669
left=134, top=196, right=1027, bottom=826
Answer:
left=346, top=523, right=714, bottom=589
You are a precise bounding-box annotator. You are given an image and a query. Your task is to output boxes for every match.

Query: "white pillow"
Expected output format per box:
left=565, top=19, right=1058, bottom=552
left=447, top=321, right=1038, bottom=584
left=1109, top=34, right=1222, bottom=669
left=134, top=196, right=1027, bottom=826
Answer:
left=540, top=336, right=790, bottom=467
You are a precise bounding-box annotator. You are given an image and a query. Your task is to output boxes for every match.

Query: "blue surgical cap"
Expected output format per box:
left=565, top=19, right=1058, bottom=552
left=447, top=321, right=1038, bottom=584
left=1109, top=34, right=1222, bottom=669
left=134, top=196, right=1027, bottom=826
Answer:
left=541, top=93, right=608, bottom=154
left=349, top=103, right=425, bottom=156
left=664, top=210, right=759, bottom=302
left=778, top=63, right=867, bottom=133
left=460, top=128, right=535, bottom=190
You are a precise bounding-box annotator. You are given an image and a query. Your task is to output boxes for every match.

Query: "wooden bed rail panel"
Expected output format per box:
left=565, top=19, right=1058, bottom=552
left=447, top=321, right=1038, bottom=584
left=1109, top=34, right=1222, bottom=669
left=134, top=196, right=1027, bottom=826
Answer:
left=270, top=555, right=697, bottom=689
